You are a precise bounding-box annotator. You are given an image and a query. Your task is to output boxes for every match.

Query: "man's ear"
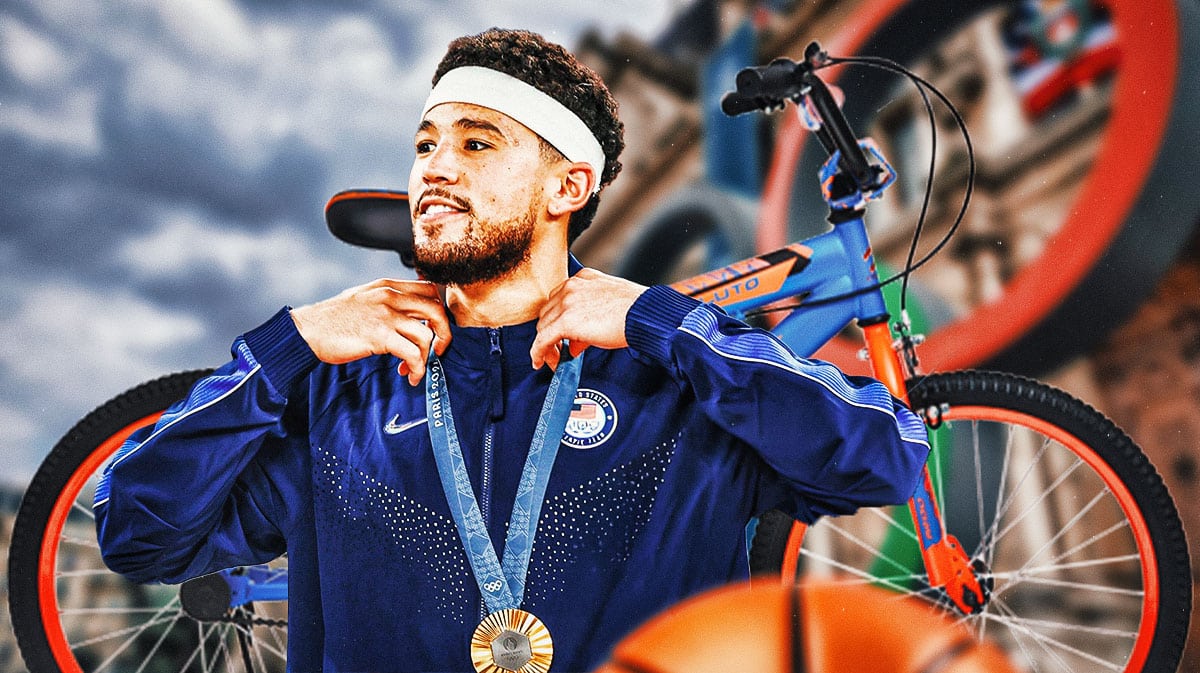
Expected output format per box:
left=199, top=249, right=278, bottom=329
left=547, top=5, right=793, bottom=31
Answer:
left=546, top=162, right=597, bottom=217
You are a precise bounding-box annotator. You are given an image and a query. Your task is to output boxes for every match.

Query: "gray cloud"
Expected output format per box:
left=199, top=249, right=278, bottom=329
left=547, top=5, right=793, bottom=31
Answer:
left=0, top=0, right=676, bottom=486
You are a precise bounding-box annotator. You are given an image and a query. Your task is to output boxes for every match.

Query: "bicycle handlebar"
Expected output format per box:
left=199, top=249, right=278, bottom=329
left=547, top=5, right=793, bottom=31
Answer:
left=721, top=42, right=881, bottom=194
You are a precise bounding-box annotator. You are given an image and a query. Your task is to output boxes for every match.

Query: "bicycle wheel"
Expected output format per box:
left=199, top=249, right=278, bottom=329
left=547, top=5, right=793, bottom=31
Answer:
left=8, top=370, right=290, bottom=673
left=751, top=370, right=1190, bottom=673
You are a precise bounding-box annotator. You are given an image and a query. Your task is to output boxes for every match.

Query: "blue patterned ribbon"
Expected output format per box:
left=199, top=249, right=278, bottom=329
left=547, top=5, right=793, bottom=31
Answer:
left=425, top=347, right=583, bottom=613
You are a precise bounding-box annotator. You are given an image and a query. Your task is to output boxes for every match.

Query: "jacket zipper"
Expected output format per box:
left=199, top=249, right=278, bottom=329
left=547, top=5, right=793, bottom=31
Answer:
left=481, top=328, right=503, bottom=527
left=480, top=328, right=502, bottom=619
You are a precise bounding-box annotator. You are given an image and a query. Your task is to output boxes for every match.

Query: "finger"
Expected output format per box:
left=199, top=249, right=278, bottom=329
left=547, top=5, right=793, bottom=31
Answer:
left=393, top=320, right=437, bottom=361
left=381, top=331, right=426, bottom=385
left=540, top=341, right=562, bottom=372
left=568, top=340, right=587, bottom=358
left=530, top=319, right=563, bottom=370
left=376, top=287, right=452, bottom=353
left=374, top=285, right=443, bottom=316
left=372, top=278, right=440, bottom=295
left=424, top=310, right=452, bottom=355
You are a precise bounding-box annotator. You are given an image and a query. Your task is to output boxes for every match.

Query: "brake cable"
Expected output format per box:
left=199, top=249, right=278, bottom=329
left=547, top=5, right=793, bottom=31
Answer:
left=744, top=54, right=975, bottom=319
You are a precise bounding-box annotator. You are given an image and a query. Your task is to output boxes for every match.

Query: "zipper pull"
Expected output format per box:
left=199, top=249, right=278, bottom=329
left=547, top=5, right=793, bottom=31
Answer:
left=488, top=328, right=505, bottom=421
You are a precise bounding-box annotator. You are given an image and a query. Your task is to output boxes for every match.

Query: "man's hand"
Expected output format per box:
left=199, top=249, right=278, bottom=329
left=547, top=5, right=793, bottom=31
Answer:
left=531, top=269, right=648, bottom=370
left=290, top=279, right=451, bottom=385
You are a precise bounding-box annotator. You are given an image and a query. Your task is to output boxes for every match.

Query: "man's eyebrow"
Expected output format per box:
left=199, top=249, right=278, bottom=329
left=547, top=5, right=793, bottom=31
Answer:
left=416, top=117, right=509, bottom=140
left=453, top=117, right=507, bottom=136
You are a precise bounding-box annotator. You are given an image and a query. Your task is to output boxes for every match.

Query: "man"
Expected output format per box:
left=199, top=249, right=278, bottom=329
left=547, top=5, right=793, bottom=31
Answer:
left=96, top=28, right=930, bottom=672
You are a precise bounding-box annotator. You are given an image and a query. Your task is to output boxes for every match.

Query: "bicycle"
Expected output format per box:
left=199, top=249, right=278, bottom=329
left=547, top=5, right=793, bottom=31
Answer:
left=7, top=41, right=1191, bottom=673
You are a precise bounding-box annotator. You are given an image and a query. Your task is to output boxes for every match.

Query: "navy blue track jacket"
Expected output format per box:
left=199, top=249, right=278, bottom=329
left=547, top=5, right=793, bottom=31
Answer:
left=95, top=281, right=930, bottom=672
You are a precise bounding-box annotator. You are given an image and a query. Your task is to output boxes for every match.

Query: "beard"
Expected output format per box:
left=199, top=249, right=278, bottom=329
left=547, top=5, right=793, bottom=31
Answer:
left=412, top=201, right=536, bottom=287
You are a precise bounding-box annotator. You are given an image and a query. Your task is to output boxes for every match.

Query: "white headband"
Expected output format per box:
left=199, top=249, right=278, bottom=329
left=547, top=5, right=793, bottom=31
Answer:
left=421, top=66, right=606, bottom=194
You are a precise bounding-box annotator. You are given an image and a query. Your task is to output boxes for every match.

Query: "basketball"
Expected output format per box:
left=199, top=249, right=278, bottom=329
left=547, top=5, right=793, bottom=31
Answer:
left=592, top=579, right=1018, bottom=673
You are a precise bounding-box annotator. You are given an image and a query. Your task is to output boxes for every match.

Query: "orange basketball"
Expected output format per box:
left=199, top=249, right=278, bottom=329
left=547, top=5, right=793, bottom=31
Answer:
left=592, top=579, right=1018, bottom=673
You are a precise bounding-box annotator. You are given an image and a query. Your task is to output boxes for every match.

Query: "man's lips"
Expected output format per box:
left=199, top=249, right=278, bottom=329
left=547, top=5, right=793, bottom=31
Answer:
left=416, top=192, right=471, bottom=218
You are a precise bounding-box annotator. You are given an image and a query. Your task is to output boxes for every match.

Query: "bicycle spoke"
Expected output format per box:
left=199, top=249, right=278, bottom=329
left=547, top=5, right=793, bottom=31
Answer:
left=57, top=567, right=134, bottom=579
left=879, top=373, right=1192, bottom=672
left=250, top=631, right=278, bottom=672
left=69, top=613, right=178, bottom=651
left=999, top=612, right=1137, bottom=640
left=230, top=619, right=288, bottom=662
left=972, top=420, right=987, bottom=557
left=798, top=546, right=929, bottom=597
left=986, top=420, right=1014, bottom=571
left=989, top=596, right=1076, bottom=673
left=992, top=611, right=1044, bottom=673
left=988, top=572, right=1143, bottom=598
left=1030, top=519, right=1134, bottom=573
left=1004, top=553, right=1142, bottom=577
left=185, top=621, right=221, bottom=673
left=80, top=610, right=180, bottom=672
left=61, top=606, right=176, bottom=615
left=60, top=533, right=103, bottom=550
left=72, top=498, right=97, bottom=521
left=994, top=454, right=1085, bottom=550
left=985, top=598, right=1129, bottom=672
left=978, top=428, right=1051, bottom=556
left=130, top=612, right=186, bottom=673
left=867, top=506, right=919, bottom=542
left=68, top=596, right=180, bottom=649
left=203, top=624, right=231, bottom=673
left=1010, top=489, right=1108, bottom=578
left=814, top=519, right=919, bottom=577
left=267, top=621, right=289, bottom=659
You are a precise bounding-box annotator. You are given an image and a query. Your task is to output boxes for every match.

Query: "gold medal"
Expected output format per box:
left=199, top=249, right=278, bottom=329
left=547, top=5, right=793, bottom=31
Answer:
left=470, top=608, right=554, bottom=673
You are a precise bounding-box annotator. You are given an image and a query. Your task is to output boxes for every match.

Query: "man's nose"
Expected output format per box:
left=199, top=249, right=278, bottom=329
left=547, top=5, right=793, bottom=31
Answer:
left=421, top=145, right=460, bottom=184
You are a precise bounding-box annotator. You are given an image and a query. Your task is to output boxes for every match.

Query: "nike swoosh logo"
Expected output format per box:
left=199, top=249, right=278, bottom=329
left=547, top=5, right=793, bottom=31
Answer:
left=383, top=414, right=428, bottom=435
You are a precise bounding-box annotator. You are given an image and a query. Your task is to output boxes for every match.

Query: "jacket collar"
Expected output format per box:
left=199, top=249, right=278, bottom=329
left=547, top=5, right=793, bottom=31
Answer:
left=439, top=255, right=582, bottom=372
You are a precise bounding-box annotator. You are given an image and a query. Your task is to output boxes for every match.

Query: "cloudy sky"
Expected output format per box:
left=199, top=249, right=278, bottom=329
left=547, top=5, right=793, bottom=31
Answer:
left=0, top=0, right=682, bottom=487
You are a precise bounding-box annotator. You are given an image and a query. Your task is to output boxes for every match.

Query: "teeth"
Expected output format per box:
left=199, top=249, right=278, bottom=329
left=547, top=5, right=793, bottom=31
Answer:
left=424, top=204, right=455, bottom=215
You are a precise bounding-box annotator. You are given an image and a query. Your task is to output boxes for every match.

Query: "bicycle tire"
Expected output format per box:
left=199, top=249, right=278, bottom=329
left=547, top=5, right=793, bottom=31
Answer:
left=751, top=369, right=1191, bottom=673
left=8, top=369, right=290, bottom=673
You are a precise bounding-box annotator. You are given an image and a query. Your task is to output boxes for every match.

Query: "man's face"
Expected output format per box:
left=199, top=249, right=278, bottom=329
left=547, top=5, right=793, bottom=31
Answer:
left=408, top=102, right=554, bottom=286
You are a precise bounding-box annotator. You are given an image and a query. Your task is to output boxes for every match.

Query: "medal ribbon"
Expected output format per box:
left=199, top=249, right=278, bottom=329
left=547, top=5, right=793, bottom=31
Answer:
left=425, top=346, right=583, bottom=613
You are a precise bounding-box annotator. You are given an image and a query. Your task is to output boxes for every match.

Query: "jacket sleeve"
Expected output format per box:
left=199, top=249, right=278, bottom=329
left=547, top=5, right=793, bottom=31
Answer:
left=94, top=308, right=320, bottom=584
left=625, top=285, right=930, bottom=521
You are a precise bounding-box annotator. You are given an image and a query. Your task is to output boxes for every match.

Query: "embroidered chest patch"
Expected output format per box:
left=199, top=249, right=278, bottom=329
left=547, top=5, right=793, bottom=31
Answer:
left=562, top=388, right=618, bottom=449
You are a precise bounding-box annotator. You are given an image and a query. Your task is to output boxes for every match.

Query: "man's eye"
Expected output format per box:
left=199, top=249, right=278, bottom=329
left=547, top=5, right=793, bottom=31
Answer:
left=465, top=140, right=491, bottom=151
left=415, top=140, right=435, bottom=154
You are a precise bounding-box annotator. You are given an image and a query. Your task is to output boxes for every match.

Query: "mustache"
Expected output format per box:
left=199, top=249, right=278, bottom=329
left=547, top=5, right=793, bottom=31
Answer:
left=416, top=188, right=472, bottom=214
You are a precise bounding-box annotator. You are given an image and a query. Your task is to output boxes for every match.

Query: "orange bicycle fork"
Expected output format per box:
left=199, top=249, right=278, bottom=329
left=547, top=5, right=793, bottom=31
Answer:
left=782, top=322, right=990, bottom=615
left=863, top=321, right=990, bottom=614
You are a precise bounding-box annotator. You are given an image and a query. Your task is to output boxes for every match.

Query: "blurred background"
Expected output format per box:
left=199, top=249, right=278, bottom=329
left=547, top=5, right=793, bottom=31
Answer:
left=2, top=0, right=1198, bottom=670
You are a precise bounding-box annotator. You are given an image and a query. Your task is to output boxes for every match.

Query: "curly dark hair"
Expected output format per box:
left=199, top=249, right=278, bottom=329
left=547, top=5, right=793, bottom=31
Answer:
left=432, top=28, right=624, bottom=244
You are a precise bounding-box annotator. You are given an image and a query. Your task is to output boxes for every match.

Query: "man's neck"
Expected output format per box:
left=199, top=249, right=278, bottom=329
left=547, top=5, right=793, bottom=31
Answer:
left=445, top=252, right=568, bottom=328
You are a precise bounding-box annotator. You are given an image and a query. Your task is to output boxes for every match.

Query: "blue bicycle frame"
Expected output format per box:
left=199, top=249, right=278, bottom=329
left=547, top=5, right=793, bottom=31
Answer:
left=667, top=134, right=987, bottom=614
left=670, top=210, right=889, bottom=358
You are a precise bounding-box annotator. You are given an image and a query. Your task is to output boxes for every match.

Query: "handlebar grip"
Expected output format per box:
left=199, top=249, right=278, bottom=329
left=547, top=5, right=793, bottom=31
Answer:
left=718, top=42, right=882, bottom=192
left=721, top=58, right=806, bottom=116
left=720, top=91, right=765, bottom=116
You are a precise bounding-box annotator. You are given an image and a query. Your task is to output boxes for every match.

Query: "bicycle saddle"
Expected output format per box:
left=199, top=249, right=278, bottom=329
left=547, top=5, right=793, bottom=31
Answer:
left=324, top=189, right=415, bottom=267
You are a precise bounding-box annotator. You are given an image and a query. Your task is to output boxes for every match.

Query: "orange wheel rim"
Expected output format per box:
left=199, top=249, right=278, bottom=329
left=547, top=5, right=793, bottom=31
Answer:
left=944, top=405, right=1158, bottom=672
left=39, top=413, right=163, bottom=673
